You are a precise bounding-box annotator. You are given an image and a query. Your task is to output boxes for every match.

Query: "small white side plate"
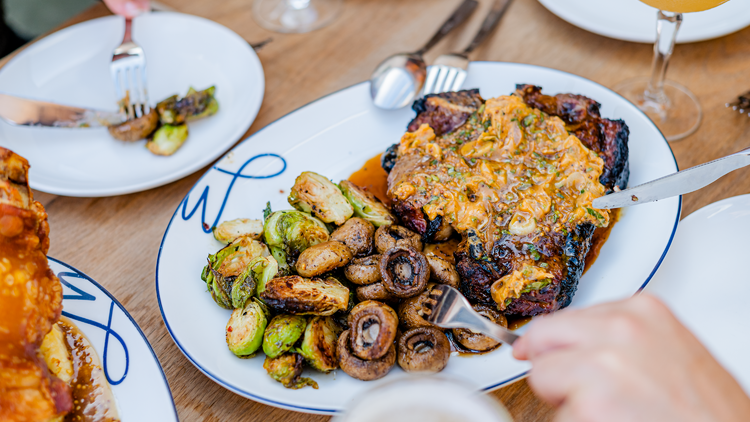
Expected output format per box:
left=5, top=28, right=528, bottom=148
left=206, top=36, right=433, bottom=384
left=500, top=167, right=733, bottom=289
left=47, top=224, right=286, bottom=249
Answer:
left=538, top=0, right=750, bottom=44
left=50, top=257, right=178, bottom=421
left=0, top=12, right=264, bottom=197
left=645, top=194, right=750, bottom=395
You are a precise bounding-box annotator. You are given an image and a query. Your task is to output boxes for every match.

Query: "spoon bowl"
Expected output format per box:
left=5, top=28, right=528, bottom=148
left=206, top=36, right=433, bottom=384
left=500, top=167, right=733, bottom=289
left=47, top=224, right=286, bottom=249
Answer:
left=370, top=53, right=426, bottom=110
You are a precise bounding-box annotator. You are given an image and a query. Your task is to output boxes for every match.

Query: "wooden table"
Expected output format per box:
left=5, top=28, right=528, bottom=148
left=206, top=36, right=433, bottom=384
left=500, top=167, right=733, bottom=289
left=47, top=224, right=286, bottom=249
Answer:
left=5, top=0, right=750, bottom=420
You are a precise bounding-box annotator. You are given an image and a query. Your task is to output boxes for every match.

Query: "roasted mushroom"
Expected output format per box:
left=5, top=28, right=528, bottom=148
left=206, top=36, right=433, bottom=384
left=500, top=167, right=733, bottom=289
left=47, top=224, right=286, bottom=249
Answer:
left=263, top=353, right=318, bottom=389
left=212, top=218, right=264, bottom=244
left=347, top=301, right=398, bottom=361
left=425, top=255, right=459, bottom=288
left=330, top=217, right=374, bottom=257
left=344, top=255, right=381, bottom=286
left=201, top=237, right=270, bottom=309
left=452, top=304, right=507, bottom=352
left=264, top=210, right=329, bottom=264
left=146, top=124, right=188, bottom=156
left=355, top=282, right=398, bottom=302
left=397, top=285, right=439, bottom=330
left=339, top=180, right=396, bottom=227
left=374, top=224, right=423, bottom=254
left=107, top=108, right=159, bottom=141
left=397, top=327, right=450, bottom=373
left=262, top=314, right=307, bottom=358
left=288, top=172, right=354, bottom=225
left=380, top=246, right=429, bottom=298
left=298, top=316, right=342, bottom=372
left=260, top=275, right=349, bottom=316
left=226, top=298, right=268, bottom=357
left=337, top=330, right=396, bottom=381
left=295, top=241, right=353, bottom=277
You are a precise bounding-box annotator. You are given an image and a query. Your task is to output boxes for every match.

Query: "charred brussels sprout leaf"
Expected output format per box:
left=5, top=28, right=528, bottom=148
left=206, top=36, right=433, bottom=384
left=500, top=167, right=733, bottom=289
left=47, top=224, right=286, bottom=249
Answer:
left=248, top=256, right=279, bottom=296
left=263, top=210, right=329, bottom=264
left=298, top=316, right=342, bottom=372
left=260, top=275, right=350, bottom=316
left=262, top=315, right=307, bottom=358
left=263, top=353, right=318, bottom=389
left=156, top=86, right=219, bottom=125
left=339, top=180, right=396, bottom=227
left=203, top=237, right=270, bottom=309
left=288, top=172, right=354, bottom=225
left=146, top=124, right=189, bottom=156
left=226, top=298, right=268, bottom=357
left=269, top=246, right=292, bottom=277
left=213, top=218, right=264, bottom=244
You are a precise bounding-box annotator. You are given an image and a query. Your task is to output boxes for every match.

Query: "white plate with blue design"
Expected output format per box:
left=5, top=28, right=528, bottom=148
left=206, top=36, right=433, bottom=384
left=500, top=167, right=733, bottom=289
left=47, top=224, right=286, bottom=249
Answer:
left=0, top=12, right=264, bottom=197
left=50, top=257, right=178, bottom=421
left=156, top=62, right=681, bottom=414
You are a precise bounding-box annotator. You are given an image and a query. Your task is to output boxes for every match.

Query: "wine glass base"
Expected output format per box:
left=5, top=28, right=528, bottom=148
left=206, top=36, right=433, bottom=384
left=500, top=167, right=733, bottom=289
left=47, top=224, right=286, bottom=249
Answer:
left=252, top=0, right=343, bottom=34
left=614, top=77, right=702, bottom=142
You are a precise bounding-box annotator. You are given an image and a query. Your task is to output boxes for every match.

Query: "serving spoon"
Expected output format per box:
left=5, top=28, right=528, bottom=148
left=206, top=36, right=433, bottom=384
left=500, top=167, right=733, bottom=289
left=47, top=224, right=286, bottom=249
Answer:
left=370, top=0, right=478, bottom=110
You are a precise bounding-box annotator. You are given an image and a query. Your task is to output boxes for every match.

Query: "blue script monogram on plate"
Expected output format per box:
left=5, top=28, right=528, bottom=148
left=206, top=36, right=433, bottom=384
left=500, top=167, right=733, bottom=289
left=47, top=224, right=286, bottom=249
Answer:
left=181, top=153, right=287, bottom=233
left=59, top=271, right=129, bottom=385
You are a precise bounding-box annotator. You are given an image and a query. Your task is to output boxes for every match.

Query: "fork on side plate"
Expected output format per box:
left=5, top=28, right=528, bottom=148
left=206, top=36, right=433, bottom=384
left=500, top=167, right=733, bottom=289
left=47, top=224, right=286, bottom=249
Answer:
left=111, top=18, right=150, bottom=120
left=423, top=284, right=520, bottom=345
left=726, top=90, right=750, bottom=116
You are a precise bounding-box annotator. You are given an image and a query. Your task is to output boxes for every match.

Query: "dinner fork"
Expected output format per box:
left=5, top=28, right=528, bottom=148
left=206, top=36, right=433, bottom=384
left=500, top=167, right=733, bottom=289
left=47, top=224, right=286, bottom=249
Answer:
left=726, top=90, right=750, bottom=116
left=422, top=0, right=512, bottom=96
left=111, top=18, right=150, bottom=120
left=423, top=284, right=520, bottom=345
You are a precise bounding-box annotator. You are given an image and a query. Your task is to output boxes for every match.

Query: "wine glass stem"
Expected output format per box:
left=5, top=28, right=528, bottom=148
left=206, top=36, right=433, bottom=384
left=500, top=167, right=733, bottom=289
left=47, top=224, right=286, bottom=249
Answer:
left=645, top=11, right=683, bottom=106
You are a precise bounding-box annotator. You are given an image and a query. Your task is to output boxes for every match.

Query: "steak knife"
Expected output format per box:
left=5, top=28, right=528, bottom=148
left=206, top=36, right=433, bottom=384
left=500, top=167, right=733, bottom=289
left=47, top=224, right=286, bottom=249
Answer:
left=592, top=146, right=750, bottom=209
left=0, top=93, right=126, bottom=128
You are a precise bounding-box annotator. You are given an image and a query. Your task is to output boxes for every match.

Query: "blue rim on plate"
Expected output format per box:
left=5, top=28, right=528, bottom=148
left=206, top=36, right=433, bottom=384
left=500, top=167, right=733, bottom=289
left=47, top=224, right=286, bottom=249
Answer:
left=51, top=257, right=179, bottom=419
left=155, top=63, right=682, bottom=413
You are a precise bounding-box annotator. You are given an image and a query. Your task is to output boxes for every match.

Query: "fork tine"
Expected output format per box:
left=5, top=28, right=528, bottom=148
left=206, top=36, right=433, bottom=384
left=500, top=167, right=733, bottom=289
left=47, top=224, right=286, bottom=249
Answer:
left=433, top=66, right=449, bottom=95
left=441, top=68, right=458, bottom=93
left=130, top=67, right=143, bottom=118
left=139, top=65, right=150, bottom=114
left=422, top=66, right=439, bottom=97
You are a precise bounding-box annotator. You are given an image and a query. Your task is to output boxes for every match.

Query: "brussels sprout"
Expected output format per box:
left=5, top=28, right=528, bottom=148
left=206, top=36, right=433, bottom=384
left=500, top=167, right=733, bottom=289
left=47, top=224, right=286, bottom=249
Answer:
left=226, top=298, right=269, bottom=357
left=263, top=210, right=329, bottom=263
left=260, top=275, right=350, bottom=316
left=156, top=86, right=219, bottom=125
left=203, top=237, right=270, bottom=309
left=339, top=180, right=396, bottom=227
left=288, top=172, right=354, bottom=225
left=229, top=256, right=278, bottom=308
left=146, top=124, right=189, bottom=156
left=262, top=314, right=307, bottom=358
left=263, top=353, right=318, bottom=389
left=298, top=316, right=342, bottom=372
left=248, top=256, right=279, bottom=296
left=213, top=218, right=264, bottom=244
left=269, top=246, right=292, bottom=277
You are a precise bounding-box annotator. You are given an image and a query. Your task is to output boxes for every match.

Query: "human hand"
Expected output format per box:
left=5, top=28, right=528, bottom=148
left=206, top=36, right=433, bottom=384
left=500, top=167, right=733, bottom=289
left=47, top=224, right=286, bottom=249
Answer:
left=102, top=0, right=150, bottom=18
left=513, top=294, right=750, bottom=422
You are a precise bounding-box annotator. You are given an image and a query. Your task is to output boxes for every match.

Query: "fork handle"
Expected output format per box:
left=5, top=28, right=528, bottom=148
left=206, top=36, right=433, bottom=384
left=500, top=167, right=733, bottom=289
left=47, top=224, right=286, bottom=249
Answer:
left=122, top=18, right=133, bottom=44
left=415, top=0, right=478, bottom=56
left=463, top=0, right=512, bottom=54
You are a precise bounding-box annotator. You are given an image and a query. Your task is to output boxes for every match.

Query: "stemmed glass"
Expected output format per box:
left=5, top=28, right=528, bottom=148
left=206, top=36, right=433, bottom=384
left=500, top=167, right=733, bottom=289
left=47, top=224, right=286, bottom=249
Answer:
left=252, top=0, right=343, bottom=34
left=615, top=0, right=729, bottom=142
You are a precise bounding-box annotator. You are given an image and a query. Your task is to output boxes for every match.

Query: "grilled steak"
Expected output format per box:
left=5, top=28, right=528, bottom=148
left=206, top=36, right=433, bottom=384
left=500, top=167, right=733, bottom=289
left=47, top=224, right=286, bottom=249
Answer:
left=384, top=86, right=629, bottom=316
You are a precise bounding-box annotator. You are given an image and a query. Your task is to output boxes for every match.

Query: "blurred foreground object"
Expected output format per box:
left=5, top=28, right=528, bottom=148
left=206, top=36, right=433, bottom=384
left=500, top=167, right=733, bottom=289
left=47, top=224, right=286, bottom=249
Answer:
left=252, top=0, right=342, bottom=33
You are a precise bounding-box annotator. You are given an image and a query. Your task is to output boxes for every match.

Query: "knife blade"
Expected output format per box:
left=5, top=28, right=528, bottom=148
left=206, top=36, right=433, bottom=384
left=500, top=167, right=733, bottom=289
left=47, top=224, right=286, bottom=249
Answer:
left=592, top=146, right=750, bottom=209
left=0, top=93, right=126, bottom=128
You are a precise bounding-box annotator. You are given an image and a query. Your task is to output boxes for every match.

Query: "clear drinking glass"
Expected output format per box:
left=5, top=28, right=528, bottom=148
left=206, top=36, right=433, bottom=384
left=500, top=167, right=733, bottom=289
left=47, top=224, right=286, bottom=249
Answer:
left=252, top=0, right=343, bottom=33
left=615, top=0, right=729, bottom=142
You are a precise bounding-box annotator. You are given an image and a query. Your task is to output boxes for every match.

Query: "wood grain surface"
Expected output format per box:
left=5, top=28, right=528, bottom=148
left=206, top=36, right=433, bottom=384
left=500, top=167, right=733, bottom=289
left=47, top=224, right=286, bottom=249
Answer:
left=5, top=0, right=750, bottom=420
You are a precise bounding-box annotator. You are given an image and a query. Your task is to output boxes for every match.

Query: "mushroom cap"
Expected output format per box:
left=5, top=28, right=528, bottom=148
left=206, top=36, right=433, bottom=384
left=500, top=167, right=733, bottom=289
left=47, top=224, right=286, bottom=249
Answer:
left=344, top=255, right=382, bottom=286
left=452, top=304, right=507, bottom=352
left=380, top=246, right=430, bottom=298
left=397, top=283, right=440, bottom=330
left=347, top=300, right=399, bottom=360
left=374, top=224, right=423, bottom=254
left=338, top=330, right=396, bottom=381
left=397, top=326, right=450, bottom=373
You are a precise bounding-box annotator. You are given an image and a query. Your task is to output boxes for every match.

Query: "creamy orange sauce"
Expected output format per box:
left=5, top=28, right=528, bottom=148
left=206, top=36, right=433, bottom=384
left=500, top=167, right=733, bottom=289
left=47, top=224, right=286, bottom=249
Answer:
left=348, top=154, right=391, bottom=206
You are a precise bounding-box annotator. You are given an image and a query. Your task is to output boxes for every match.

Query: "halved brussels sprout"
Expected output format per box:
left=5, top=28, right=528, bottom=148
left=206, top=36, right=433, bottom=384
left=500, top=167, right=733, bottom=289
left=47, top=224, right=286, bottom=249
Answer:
left=146, top=124, right=188, bottom=156
left=339, top=180, right=396, bottom=227
left=202, top=237, right=270, bottom=309
left=263, top=210, right=329, bottom=264
left=156, top=86, right=219, bottom=125
left=262, top=314, right=307, bottom=358
left=226, top=298, right=268, bottom=357
left=298, top=316, right=342, bottom=372
left=269, top=246, right=292, bottom=277
left=263, top=353, right=318, bottom=389
left=230, top=256, right=278, bottom=308
left=288, top=172, right=354, bottom=225
left=213, top=218, right=264, bottom=244
left=260, top=275, right=349, bottom=316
